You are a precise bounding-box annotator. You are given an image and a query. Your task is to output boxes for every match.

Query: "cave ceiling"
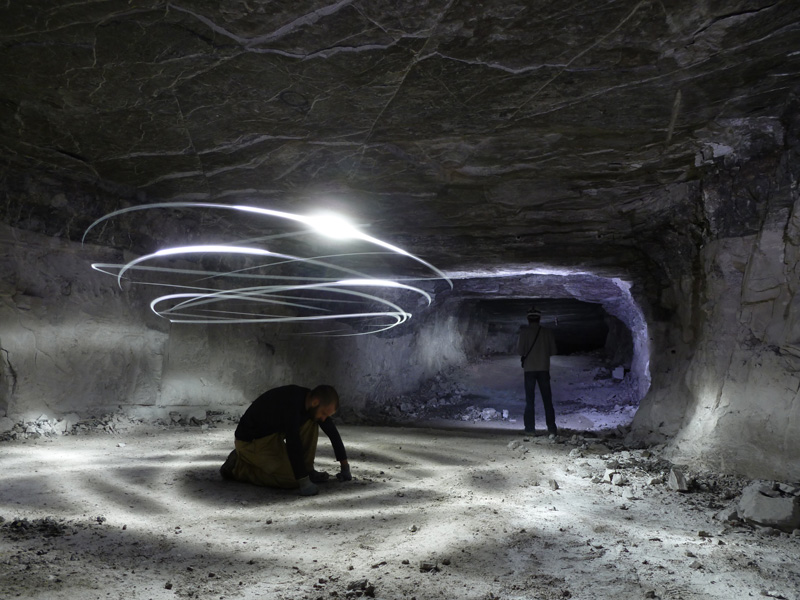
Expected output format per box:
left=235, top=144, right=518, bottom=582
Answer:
left=1, top=0, right=799, bottom=283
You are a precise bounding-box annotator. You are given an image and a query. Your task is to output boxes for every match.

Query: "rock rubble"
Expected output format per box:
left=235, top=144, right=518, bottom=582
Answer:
left=561, top=432, right=799, bottom=536
left=0, top=410, right=237, bottom=441
left=736, top=481, right=800, bottom=533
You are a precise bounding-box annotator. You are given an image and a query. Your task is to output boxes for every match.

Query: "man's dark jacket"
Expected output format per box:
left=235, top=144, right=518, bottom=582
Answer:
left=235, top=385, right=347, bottom=479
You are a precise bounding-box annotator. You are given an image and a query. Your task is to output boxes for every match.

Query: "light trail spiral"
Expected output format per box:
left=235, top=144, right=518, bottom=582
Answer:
left=83, top=202, right=451, bottom=335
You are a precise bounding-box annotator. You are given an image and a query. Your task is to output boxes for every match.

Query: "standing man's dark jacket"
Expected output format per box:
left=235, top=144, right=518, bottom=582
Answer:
left=235, top=385, right=347, bottom=480
left=518, top=324, right=557, bottom=371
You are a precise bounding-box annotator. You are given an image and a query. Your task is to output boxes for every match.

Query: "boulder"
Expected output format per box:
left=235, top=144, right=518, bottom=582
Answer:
left=738, top=481, right=800, bottom=533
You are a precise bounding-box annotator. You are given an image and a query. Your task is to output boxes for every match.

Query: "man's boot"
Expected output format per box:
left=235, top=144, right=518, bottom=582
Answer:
left=220, top=450, right=237, bottom=480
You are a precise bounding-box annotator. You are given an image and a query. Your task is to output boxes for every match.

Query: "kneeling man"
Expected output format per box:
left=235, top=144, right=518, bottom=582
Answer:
left=220, top=384, right=351, bottom=496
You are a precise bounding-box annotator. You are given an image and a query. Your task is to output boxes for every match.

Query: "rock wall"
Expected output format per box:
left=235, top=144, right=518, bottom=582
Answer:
left=0, top=224, right=167, bottom=422
left=5, top=111, right=800, bottom=484
left=666, top=225, right=800, bottom=480
left=157, top=301, right=486, bottom=417
left=328, top=300, right=489, bottom=411
left=631, top=113, right=800, bottom=481
left=0, top=224, right=485, bottom=423
left=604, top=315, right=633, bottom=369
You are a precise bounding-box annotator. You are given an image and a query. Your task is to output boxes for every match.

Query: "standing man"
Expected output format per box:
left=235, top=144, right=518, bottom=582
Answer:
left=517, top=307, right=559, bottom=436
left=220, top=384, right=351, bottom=496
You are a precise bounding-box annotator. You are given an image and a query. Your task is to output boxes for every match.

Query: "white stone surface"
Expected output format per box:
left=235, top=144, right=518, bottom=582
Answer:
left=632, top=196, right=800, bottom=481
left=738, top=481, right=800, bottom=533
left=0, top=225, right=167, bottom=420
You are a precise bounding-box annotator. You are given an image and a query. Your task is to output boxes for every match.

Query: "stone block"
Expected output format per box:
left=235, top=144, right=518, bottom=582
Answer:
left=183, top=408, right=208, bottom=422
left=713, top=503, right=740, bottom=522
left=481, top=408, right=498, bottom=420
left=668, top=467, right=689, bottom=492
left=61, top=412, right=81, bottom=431
left=738, top=481, right=800, bottom=533
left=0, top=416, right=14, bottom=433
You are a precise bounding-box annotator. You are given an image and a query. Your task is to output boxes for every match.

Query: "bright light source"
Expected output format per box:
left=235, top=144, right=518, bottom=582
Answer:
left=306, top=212, right=360, bottom=240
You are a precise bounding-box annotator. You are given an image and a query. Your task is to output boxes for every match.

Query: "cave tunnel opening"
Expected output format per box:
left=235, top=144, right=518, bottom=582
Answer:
left=377, top=281, right=648, bottom=436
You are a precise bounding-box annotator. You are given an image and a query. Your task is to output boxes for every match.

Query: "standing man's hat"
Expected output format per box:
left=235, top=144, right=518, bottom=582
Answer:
left=527, top=307, right=542, bottom=317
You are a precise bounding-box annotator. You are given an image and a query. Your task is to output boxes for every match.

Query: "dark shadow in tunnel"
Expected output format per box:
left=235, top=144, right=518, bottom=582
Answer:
left=476, top=297, right=632, bottom=363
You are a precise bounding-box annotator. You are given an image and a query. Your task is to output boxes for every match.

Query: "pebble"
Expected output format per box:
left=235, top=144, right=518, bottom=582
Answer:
left=346, top=578, right=368, bottom=590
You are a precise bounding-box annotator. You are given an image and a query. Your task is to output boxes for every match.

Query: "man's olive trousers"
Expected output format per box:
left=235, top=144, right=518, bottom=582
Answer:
left=232, top=420, right=318, bottom=489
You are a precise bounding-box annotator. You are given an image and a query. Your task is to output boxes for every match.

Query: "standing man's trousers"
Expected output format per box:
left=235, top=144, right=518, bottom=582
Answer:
left=232, top=420, right=318, bottom=489
left=523, top=370, right=556, bottom=433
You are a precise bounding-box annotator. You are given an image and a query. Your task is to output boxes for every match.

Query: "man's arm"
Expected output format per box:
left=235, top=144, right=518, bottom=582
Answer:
left=336, top=459, right=352, bottom=481
left=517, top=329, right=527, bottom=355
left=320, top=419, right=352, bottom=481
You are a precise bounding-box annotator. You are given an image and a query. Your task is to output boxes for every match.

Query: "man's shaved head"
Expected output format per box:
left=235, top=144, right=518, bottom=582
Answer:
left=309, top=385, right=339, bottom=411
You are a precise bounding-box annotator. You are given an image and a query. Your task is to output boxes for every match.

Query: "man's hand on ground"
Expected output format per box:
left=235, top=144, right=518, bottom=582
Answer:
left=297, top=476, right=319, bottom=496
left=309, top=470, right=330, bottom=483
left=336, top=464, right=352, bottom=482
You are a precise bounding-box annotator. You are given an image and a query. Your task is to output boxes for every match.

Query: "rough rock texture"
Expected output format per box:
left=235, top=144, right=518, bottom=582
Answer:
left=1, top=0, right=797, bottom=273
left=737, top=481, right=800, bottom=533
left=0, top=225, right=167, bottom=420
left=1, top=1, right=800, bottom=479
left=0, top=224, right=491, bottom=420
left=631, top=113, right=800, bottom=480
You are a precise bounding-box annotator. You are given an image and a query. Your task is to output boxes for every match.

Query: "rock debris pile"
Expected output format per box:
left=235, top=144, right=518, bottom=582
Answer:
left=375, top=372, right=512, bottom=423
left=733, top=481, right=800, bottom=533
left=561, top=433, right=800, bottom=537
left=0, top=410, right=236, bottom=441
left=1, top=516, right=70, bottom=540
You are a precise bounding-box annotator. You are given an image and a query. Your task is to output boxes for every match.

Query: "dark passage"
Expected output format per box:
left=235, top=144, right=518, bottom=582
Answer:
left=476, top=298, right=632, bottom=361
left=371, top=298, right=640, bottom=434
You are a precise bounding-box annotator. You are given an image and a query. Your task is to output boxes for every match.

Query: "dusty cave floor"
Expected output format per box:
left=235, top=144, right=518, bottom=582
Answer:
left=1, top=422, right=799, bottom=600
